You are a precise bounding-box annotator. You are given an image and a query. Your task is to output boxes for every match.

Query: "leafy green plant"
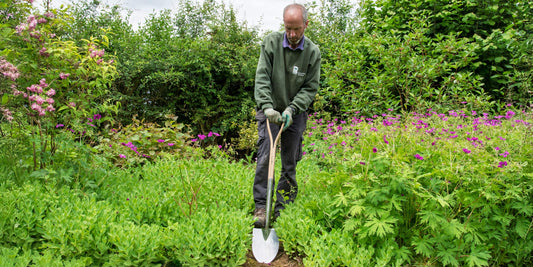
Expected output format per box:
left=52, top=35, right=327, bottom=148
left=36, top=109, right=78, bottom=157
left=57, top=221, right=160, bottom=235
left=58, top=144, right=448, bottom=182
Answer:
left=94, top=115, right=192, bottom=167
left=278, top=106, right=532, bottom=266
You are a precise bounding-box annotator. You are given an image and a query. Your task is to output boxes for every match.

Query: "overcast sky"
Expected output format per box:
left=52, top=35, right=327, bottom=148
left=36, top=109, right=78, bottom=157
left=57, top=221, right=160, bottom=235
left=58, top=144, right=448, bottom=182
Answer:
left=33, top=0, right=326, bottom=32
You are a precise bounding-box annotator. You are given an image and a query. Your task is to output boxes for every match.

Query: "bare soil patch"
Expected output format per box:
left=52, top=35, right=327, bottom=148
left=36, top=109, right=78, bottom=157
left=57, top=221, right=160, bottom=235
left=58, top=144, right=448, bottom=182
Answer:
left=243, top=243, right=304, bottom=267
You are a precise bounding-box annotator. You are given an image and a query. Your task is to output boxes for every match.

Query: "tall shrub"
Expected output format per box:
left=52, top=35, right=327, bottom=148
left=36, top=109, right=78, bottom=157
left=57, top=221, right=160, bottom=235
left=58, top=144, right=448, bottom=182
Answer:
left=358, top=0, right=532, bottom=106
left=112, top=0, right=260, bottom=136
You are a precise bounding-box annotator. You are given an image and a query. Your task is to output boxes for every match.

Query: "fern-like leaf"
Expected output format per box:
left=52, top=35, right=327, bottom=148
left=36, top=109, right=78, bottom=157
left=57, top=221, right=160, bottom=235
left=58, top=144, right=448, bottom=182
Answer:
left=363, top=214, right=397, bottom=238
left=465, top=246, right=490, bottom=267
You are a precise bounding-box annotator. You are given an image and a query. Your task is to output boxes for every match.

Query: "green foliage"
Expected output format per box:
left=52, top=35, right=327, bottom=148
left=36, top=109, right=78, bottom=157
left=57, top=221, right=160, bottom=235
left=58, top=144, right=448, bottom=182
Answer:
left=112, top=0, right=259, bottom=136
left=277, top=107, right=533, bottom=266
left=94, top=115, right=193, bottom=167
left=319, top=16, right=489, bottom=115
left=0, top=156, right=256, bottom=265
left=357, top=0, right=533, bottom=107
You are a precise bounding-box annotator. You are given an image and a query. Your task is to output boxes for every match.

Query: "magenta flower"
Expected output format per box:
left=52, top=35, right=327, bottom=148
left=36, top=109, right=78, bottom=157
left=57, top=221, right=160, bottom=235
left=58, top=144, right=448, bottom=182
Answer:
left=372, top=147, right=377, bottom=153
left=383, top=135, right=389, bottom=144
left=414, top=154, right=424, bottom=160
left=198, top=134, right=206, bottom=140
left=119, top=154, right=126, bottom=158
left=498, top=161, right=507, bottom=168
left=157, top=139, right=165, bottom=143
left=168, top=143, right=175, bottom=146
left=359, top=162, right=366, bottom=165
left=55, top=124, right=64, bottom=128
left=499, top=151, right=509, bottom=158
left=463, top=148, right=471, bottom=154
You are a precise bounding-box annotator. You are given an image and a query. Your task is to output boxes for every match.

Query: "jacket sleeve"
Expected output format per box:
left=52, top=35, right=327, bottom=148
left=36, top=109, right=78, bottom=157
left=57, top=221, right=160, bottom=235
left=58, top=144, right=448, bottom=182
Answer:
left=291, top=48, right=321, bottom=113
left=254, top=40, right=274, bottom=111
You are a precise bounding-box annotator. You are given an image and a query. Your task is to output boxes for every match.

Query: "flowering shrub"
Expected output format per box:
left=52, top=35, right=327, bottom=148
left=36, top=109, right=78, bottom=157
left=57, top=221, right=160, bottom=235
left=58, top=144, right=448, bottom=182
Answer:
left=1, top=2, right=118, bottom=171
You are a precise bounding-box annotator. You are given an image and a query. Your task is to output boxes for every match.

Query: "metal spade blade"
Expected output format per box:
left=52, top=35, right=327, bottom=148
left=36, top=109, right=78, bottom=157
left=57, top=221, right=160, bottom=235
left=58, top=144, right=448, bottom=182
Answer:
left=252, top=228, right=279, bottom=263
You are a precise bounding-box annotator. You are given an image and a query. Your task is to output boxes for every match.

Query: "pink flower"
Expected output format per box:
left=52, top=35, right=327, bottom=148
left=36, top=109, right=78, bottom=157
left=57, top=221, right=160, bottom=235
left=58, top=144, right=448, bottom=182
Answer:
left=119, top=154, right=126, bottom=158
left=372, top=147, right=377, bottom=153
left=463, top=148, right=471, bottom=154
left=46, top=89, right=55, bottom=96
left=157, top=139, right=165, bottom=143
left=34, top=96, right=45, bottom=105
left=168, top=143, right=175, bottom=146
left=15, top=24, right=26, bottom=34
left=30, top=103, right=41, bottom=111
left=39, top=47, right=49, bottom=57
left=498, top=161, right=507, bottom=168
left=59, top=73, right=70, bottom=79
left=414, top=154, right=424, bottom=160
left=198, top=134, right=206, bottom=140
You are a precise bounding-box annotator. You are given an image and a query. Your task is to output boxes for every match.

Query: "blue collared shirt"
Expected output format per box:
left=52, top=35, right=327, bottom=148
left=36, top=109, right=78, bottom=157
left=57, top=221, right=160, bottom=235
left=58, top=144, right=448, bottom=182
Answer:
left=283, top=33, right=305, bottom=51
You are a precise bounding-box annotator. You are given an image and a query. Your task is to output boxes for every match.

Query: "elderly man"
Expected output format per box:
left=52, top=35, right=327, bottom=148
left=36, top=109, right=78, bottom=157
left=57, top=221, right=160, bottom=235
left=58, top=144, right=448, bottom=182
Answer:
left=253, top=3, right=321, bottom=228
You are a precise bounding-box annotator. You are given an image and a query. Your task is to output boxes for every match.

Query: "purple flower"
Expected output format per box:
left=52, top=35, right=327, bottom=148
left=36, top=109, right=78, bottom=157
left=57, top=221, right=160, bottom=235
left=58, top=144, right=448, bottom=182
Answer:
left=198, top=134, right=206, bottom=140
left=463, top=148, right=471, bottom=154
left=359, top=162, right=366, bottom=165
left=55, top=124, right=64, bottom=128
left=383, top=135, right=389, bottom=144
left=499, top=151, right=509, bottom=158
left=168, top=143, right=175, bottom=146
left=414, top=154, right=424, bottom=160
left=372, top=147, right=377, bottom=153
left=498, top=161, right=507, bottom=168
left=157, top=139, right=165, bottom=143
left=119, top=154, right=126, bottom=158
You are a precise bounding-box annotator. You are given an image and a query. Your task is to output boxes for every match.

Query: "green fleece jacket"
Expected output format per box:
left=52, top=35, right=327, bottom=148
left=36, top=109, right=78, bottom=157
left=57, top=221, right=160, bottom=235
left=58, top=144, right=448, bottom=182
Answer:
left=254, top=31, right=321, bottom=114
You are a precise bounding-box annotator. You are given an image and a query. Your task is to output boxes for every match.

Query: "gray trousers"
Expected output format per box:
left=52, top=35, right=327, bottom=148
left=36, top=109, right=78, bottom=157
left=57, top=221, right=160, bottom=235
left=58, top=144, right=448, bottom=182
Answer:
left=253, top=109, right=307, bottom=215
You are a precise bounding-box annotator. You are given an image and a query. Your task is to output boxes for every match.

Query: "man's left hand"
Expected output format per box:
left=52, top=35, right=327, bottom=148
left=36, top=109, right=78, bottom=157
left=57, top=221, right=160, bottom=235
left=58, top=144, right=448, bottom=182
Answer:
left=282, top=107, right=293, bottom=131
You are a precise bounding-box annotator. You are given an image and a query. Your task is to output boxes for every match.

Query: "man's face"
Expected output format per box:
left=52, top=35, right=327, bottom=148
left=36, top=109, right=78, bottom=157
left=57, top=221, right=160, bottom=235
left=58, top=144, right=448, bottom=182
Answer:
left=284, top=9, right=308, bottom=47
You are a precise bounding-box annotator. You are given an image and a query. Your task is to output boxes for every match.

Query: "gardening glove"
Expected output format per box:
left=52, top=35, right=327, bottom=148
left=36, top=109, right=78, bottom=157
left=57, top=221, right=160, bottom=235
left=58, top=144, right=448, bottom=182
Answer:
left=264, top=108, right=282, bottom=124
left=281, top=107, right=294, bottom=131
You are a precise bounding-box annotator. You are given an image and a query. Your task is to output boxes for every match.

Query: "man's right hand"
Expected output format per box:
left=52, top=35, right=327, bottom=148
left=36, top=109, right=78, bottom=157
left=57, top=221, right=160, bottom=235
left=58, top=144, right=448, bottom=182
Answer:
left=264, top=108, right=282, bottom=124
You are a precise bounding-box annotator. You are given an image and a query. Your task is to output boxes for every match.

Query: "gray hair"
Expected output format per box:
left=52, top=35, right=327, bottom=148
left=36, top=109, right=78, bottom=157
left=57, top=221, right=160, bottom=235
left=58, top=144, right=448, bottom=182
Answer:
left=283, top=3, right=308, bottom=23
